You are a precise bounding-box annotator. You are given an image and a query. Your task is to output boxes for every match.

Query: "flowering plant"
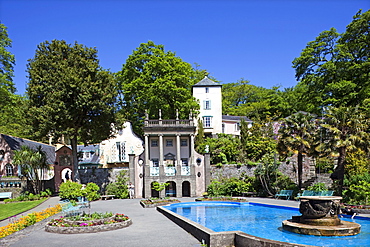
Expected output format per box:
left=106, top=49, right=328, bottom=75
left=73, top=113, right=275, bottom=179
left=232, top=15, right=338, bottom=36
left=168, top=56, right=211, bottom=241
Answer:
left=0, top=204, right=62, bottom=239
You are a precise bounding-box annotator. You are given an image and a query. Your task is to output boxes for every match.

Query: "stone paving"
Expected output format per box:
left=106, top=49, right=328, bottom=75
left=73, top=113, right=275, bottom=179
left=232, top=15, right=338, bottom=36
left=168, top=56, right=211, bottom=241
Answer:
left=1, top=196, right=368, bottom=247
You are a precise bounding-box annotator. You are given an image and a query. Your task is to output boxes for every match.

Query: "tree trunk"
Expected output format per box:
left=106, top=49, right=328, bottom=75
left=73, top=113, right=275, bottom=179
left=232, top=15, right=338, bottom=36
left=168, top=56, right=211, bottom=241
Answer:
left=71, top=136, right=80, bottom=183
left=297, top=152, right=303, bottom=190
left=335, top=147, right=346, bottom=195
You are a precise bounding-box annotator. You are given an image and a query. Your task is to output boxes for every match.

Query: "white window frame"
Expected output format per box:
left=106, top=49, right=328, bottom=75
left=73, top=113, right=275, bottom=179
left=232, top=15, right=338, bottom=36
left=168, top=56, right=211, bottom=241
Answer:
left=203, top=116, right=212, bottom=128
left=203, top=100, right=211, bottom=110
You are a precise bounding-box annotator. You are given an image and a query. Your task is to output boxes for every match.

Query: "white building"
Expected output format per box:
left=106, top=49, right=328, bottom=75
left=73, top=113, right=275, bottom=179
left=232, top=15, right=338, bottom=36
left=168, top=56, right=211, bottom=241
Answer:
left=192, top=76, right=223, bottom=137
left=100, top=122, right=144, bottom=168
left=192, top=76, right=252, bottom=136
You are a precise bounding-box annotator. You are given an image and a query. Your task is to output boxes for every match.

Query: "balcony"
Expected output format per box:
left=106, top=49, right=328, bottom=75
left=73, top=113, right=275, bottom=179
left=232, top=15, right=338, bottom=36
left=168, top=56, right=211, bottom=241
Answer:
left=181, top=166, right=190, bottom=175
left=150, top=167, right=159, bottom=176
left=165, top=167, right=176, bottom=176
left=145, top=119, right=194, bottom=127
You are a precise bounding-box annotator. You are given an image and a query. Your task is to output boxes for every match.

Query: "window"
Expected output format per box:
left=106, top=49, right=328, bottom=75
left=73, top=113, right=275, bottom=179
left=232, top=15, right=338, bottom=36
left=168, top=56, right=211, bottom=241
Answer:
left=85, top=152, right=90, bottom=159
left=205, top=87, right=209, bottom=93
left=222, top=123, right=225, bottom=133
left=181, top=159, right=188, bottom=166
left=235, top=123, right=240, bottom=131
left=203, top=100, right=211, bottom=110
left=203, top=116, right=212, bottom=128
left=152, top=159, right=159, bottom=167
left=5, top=164, right=13, bottom=176
left=180, top=139, right=188, bottom=146
left=115, top=142, right=126, bottom=161
left=166, top=139, right=173, bottom=147
left=151, top=140, right=158, bottom=147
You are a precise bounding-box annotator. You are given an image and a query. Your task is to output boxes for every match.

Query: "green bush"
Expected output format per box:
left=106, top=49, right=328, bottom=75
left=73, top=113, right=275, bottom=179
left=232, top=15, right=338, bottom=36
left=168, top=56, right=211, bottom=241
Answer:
left=207, top=176, right=257, bottom=197
left=83, top=182, right=100, bottom=201
left=59, top=181, right=83, bottom=200
left=105, top=170, right=129, bottom=199
left=307, top=183, right=327, bottom=192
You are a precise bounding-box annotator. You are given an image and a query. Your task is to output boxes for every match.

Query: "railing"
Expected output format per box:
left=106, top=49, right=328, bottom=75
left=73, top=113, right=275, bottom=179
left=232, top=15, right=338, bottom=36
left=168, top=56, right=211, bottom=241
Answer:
left=165, top=167, right=176, bottom=176
left=181, top=166, right=190, bottom=176
left=145, top=119, right=194, bottom=127
left=150, top=167, right=159, bottom=176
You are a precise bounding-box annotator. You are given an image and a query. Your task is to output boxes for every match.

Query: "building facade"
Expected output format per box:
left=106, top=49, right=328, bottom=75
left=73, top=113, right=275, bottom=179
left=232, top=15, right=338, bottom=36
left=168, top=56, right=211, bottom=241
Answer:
left=140, top=111, right=209, bottom=198
left=192, top=76, right=223, bottom=136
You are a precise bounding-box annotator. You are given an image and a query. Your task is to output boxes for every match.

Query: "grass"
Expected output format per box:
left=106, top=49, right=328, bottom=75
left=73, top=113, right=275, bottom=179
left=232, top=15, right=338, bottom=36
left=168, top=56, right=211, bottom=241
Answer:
left=0, top=198, right=48, bottom=221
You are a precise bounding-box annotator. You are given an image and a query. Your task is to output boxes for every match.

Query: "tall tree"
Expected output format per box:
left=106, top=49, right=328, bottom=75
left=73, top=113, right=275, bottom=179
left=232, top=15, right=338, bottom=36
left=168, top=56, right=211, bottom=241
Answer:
left=277, top=112, right=318, bottom=189
left=292, top=10, right=370, bottom=111
left=320, top=106, right=369, bottom=195
left=0, top=23, right=16, bottom=93
left=116, top=41, right=199, bottom=135
left=26, top=40, right=120, bottom=182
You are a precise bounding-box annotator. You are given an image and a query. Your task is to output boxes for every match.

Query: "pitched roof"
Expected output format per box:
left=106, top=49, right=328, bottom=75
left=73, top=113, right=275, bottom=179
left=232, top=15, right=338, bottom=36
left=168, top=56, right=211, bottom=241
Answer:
left=193, top=76, right=221, bottom=87
left=1, top=134, right=55, bottom=164
left=222, top=115, right=252, bottom=122
left=77, top=144, right=100, bottom=164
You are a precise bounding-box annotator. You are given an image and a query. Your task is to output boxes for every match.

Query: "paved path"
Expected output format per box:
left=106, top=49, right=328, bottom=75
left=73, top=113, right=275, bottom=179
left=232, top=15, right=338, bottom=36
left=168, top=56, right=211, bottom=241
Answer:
left=1, top=196, right=368, bottom=247
left=0, top=197, right=202, bottom=247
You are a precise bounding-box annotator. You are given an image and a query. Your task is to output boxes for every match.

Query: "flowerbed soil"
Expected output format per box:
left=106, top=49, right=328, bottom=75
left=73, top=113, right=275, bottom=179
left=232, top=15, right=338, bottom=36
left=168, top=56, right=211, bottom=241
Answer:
left=45, top=213, right=131, bottom=234
left=140, top=199, right=181, bottom=208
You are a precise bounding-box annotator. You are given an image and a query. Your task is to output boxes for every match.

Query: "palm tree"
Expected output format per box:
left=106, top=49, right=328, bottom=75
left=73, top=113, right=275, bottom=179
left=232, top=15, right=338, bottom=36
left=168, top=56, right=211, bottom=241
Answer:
left=12, top=145, right=49, bottom=194
left=277, top=112, right=318, bottom=189
left=320, top=106, right=369, bottom=195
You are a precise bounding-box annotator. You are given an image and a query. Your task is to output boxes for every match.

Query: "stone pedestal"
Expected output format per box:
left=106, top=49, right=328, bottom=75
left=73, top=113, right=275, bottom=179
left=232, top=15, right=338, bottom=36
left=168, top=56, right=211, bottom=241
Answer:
left=283, top=196, right=361, bottom=236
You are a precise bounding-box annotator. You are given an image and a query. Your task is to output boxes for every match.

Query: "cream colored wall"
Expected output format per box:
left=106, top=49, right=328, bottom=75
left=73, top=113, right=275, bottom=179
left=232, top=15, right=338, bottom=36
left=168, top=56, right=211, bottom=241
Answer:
left=100, top=122, right=143, bottom=166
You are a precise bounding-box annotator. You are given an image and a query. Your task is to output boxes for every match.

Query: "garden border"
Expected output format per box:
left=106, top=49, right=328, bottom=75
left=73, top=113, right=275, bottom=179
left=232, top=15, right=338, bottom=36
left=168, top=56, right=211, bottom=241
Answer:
left=45, top=219, right=132, bottom=234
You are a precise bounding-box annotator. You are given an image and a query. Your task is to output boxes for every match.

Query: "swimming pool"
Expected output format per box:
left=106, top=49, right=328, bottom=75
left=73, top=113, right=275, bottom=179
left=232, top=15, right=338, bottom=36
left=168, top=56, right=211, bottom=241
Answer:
left=163, top=202, right=370, bottom=247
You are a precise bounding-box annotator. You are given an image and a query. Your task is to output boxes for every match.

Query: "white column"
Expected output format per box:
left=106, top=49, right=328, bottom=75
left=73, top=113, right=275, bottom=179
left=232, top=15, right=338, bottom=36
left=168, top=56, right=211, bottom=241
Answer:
left=176, top=134, right=181, bottom=176
left=159, top=134, right=164, bottom=176
left=144, top=134, right=149, bottom=165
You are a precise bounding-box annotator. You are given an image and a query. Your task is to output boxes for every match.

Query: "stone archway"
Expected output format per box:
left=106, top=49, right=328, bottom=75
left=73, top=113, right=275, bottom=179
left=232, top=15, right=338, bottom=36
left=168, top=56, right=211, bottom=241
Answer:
left=182, top=181, right=191, bottom=197
left=150, top=181, right=160, bottom=198
left=61, top=168, right=72, bottom=183
left=165, top=181, right=176, bottom=197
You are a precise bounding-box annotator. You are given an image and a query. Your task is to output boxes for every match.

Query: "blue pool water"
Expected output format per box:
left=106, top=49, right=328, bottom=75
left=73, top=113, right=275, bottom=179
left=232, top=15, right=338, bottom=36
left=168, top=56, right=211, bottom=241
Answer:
left=164, top=202, right=370, bottom=247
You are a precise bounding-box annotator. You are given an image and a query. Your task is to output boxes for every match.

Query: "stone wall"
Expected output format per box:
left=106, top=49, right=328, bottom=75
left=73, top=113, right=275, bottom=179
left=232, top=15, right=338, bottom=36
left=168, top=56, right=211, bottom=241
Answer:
left=210, top=155, right=330, bottom=188
left=79, top=168, right=128, bottom=193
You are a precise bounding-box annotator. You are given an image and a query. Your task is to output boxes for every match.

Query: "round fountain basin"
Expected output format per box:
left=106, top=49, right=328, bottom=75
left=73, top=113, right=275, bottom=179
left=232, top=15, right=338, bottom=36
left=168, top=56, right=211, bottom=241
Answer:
left=283, top=195, right=361, bottom=236
left=283, top=219, right=361, bottom=236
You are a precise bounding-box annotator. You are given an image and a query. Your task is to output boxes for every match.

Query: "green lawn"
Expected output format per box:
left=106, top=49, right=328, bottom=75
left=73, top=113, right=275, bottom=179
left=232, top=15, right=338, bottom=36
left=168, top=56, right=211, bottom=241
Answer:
left=0, top=198, right=48, bottom=221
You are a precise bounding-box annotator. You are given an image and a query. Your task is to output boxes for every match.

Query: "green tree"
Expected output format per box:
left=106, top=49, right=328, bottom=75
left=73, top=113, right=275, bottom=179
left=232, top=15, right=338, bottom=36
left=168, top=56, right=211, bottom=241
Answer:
left=199, top=134, right=241, bottom=164
left=116, top=41, right=199, bottom=135
left=292, top=10, right=370, bottom=111
left=277, top=112, right=318, bottom=189
left=320, top=106, right=370, bottom=195
left=240, top=117, right=277, bottom=162
left=12, top=145, right=49, bottom=194
left=152, top=182, right=169, bottom=198
left=0, top=23, right=16, bottom=93
left=26, top=40, right=120, bottom=182
left=194, top=119, right=205, bottom=153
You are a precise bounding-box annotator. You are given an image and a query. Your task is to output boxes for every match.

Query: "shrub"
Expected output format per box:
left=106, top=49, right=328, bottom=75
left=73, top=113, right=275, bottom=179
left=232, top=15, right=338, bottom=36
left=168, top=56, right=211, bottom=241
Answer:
left=59, top=181, right=83, bottom=201
left=105, top=170, right=129, bottom=199
left=83, top=183, right=100, bottom=201
left=307, top=183, right=327, bottom=192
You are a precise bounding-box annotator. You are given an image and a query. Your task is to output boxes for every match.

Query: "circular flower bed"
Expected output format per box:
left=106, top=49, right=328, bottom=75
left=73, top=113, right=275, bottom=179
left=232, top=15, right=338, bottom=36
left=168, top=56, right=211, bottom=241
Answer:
left=140, top=198, right=180, bottom=208
left=45, top=212, right=132, bottom=234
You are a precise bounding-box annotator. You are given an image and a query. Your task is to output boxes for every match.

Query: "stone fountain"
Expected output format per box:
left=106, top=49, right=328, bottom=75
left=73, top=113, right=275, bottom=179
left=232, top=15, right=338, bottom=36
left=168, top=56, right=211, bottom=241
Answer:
left=282, top=196, right=361, bottom=236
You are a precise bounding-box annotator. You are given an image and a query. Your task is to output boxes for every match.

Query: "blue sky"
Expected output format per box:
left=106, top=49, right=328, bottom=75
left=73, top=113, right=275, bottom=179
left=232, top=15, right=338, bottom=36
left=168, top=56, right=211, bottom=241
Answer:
left=1, top=0, right=369, bottom=95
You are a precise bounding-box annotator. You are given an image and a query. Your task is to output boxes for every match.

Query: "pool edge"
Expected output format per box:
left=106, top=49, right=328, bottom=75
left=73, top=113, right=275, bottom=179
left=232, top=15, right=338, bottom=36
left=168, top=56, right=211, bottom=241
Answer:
left=157, top=205, right=315, bottom=247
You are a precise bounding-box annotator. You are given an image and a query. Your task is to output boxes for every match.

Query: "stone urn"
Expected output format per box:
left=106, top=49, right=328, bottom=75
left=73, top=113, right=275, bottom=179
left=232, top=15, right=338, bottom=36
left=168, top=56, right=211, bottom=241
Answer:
left=282, top=196, right=361, bottom=236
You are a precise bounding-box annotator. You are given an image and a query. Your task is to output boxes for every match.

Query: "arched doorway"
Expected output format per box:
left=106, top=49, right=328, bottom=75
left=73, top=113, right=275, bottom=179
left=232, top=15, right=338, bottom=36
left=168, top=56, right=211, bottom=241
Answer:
left=150, top=181, right=160, bottom=198
left=165, top=181, right=176, bottom=197
left=61, top=168, right=72, bottom=183
left=182, top=181, right=191, bottom=197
